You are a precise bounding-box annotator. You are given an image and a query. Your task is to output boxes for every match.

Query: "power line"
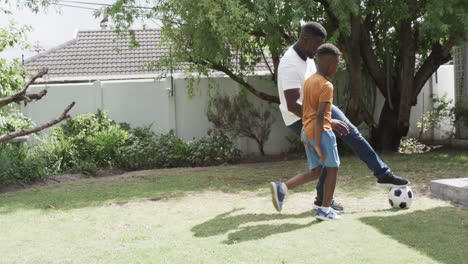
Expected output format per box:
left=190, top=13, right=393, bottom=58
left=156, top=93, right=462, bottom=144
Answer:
left=59, top=0, right=153, bottom=9
left=51, top=3, right=97, bottom=10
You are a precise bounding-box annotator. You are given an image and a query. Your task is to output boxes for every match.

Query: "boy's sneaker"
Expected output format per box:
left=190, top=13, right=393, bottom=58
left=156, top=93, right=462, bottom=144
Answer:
left=270, top=181, right=286, bottom=212
left=376, top=172, right=410, bottom=188
left=315, top=207, right=342, bottom=221
left=313, top=199, right=345, bottom=213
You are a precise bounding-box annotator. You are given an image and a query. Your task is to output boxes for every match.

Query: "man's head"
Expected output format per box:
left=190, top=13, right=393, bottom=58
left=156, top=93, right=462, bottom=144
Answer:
left=297, top=22, right=327, bottom=58
left=315, top=43, right=341, bottom=78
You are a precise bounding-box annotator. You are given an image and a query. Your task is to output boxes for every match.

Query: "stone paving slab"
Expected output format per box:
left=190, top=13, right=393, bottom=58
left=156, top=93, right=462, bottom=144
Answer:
left=430, top=178, right=468, bottom=207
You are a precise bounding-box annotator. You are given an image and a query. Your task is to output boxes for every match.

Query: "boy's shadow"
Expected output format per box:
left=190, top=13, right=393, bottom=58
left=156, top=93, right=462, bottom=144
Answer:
left=191, top=208, right=319, bottom=244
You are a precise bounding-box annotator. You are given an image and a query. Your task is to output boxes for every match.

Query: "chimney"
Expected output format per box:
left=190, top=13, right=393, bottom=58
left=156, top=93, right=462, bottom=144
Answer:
left=100, top=11, right=109, bottom=30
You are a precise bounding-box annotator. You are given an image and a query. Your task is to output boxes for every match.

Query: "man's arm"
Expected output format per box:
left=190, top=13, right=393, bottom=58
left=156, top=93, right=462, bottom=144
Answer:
left=284, top=89, right=302, bottom=118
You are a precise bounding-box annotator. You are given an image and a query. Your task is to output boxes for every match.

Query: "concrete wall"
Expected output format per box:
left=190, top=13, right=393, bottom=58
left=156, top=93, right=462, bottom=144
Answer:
left=373, top=65, right=455, bottom=141
left=23, top=65, right=455, bottom=153
left=23, top=75, right=294, bottom=154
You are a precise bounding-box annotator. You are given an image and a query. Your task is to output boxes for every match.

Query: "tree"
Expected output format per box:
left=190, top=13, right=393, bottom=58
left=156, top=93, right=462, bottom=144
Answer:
left=102, top=0, right=467, bottom=151
left=314, top=0, right=468, bottom=150
left=0, top=14, right=75, bottom=143
left=102, top=0, right=323, bottom=104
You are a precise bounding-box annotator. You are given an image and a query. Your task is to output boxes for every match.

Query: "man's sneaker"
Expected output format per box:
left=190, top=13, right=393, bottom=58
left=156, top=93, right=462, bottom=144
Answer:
left=313, top=199, right=345, bottom=213
left=316, top=207, right=342, bottom=221
left=270, top=181, right=286, bottom=212
left=376, top=172, right=410, bottom=188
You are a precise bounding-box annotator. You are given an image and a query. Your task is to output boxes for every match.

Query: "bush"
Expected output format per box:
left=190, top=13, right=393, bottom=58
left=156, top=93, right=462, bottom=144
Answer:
left=118, top=129, right=189, bottom=169
left=188, top=130, right=241, bottom=166
left=0, top=143, right=53, bottom=186
left=48, top=110, right=129, bottom=171
left=119, top=128, right=242, bottom=169
left=0, top=111, right=34, bottom=135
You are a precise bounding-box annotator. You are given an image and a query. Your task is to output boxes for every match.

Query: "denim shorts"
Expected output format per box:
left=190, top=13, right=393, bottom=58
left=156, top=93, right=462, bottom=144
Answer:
left=301, top=130, right=340, bottom=169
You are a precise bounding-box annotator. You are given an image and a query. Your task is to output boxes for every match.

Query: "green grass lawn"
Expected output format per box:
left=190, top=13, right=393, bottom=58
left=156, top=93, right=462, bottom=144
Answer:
left=0, top=149, right=467, bottom=264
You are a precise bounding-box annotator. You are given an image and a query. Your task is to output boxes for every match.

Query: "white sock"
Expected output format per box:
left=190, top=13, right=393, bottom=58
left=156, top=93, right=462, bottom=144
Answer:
left=280, top=182, right=288, bottom=194
left=320, top=206, right=330, bottom=213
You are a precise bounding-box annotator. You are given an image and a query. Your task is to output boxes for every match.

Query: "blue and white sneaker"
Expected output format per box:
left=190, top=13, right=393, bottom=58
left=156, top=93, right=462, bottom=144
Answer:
left=315, top=207, right=342, bottom=221
left=270, top=181, right=286, bottom=212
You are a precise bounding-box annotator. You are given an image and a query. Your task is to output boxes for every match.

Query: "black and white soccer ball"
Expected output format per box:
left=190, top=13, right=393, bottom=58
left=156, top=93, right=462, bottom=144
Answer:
left=388, top=186, right=413, bottom=209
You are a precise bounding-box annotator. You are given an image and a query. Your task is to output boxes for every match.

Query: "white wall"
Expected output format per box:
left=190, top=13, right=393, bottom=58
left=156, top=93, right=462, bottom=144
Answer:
left=100, top=79, right=172, bottom=133
left=373, top=65, right=455, bottom=141
left=23, top=75, right=294, bottom=154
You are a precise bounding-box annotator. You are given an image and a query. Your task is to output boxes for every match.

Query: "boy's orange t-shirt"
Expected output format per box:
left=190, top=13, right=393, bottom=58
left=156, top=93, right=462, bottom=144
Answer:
left=302, top=74, right=333, bottom=142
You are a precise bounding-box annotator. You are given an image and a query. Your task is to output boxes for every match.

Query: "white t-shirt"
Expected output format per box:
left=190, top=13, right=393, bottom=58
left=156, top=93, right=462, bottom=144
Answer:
left=277, top=45, right=316, bottom=126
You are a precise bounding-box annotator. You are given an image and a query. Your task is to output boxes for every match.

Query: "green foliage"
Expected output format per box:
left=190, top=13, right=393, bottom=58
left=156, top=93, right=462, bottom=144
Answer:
left=102, top=0, right=321, bottom=96
left=0, top=111, right=34, bottom=135
left=187, top=130, right=241, bottom=166
left=417, top=95, right=456, bottom=139
left=119, top=127, right=241, bottom=169
left=207, top=92, right=275, bottom=155
left=0, top=143, right=53, bottom=186
left=48, top=110, right=130, bottom=171
left=398, top=137, right=429, bottom=154
left=0, top=17, right=34, bottom=138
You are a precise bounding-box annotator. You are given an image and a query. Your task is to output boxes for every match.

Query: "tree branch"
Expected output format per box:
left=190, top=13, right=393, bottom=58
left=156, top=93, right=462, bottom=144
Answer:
left=0, top=69, right=48, bottom=108
left=413, top=38, right=454, bottom=101
left=360, top=20, right=387, bottom=97
left=0, top=102, right=75, bottom=143
left=188, top=56, right=280, bottom=104
left=26, top=89, right=48, bottom=101
left=211, top=63, right=279, bottom=104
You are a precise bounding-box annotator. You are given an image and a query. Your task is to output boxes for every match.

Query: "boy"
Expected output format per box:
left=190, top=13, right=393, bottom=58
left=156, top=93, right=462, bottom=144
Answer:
left=270, top=43, right=342, bottom=221
left=302, top=43, right=341, bottom=220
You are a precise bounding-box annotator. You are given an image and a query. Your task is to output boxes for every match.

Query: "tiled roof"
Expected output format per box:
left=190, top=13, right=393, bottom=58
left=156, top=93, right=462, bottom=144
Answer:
left=25, top=29, right=272, bottom=82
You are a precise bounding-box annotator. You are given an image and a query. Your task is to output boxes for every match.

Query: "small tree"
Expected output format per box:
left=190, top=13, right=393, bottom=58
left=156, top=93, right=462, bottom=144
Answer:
left=0, top=17, right=75, bottom=143
left=207, top=93, right=275, bottom=155
left=417, top=95, right=455, bottom=140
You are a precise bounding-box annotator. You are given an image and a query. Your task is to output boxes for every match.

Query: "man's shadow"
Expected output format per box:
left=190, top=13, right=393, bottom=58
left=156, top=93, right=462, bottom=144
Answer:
left=191, top=208, right=319, bottom=244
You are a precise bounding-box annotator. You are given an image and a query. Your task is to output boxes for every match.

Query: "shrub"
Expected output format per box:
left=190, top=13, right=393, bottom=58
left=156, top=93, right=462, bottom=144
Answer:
left=188, top=130, right=241, bottom=166
left=118, top=129, right=189, bottom=169
left=119, top=128, right=242, bottom=169
left=0, top=143, right=53, bottom=186
left=0, top=111, right=34, bottom=135
left=207, top=92, right=275, bottom=155
left=48, top=110, right=129, bottom=171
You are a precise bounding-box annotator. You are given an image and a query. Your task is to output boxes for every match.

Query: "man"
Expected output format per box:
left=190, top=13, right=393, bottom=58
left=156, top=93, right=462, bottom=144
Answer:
left=270, top=22, right=409, bottom=213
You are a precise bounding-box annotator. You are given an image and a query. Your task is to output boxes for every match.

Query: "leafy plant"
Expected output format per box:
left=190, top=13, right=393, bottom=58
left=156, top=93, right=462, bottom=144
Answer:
left=398, top=137, right=430, bottom=154
left=417, top=95, right=456, bottom=140
left=0, top=143, right=53, bottom=186
left=188, top=130, right=241, bottom=166
left=49, top=110, right=129, bottom=171
left=207, top=93, right=275, bottom=155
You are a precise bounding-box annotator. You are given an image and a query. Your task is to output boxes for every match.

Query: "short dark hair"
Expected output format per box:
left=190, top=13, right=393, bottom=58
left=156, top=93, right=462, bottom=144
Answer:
left=316, top=43, right=341, bottom=57
left=300, top=22, right=327, bottom=40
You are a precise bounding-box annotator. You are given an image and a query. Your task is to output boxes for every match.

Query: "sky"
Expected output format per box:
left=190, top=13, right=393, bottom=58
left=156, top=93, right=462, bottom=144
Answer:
left=1, top=0, right=158, bottom=61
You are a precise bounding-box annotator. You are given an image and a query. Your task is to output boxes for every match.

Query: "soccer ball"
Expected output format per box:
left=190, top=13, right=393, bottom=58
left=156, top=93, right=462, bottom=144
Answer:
left=388, top=186, right=413, bottom=209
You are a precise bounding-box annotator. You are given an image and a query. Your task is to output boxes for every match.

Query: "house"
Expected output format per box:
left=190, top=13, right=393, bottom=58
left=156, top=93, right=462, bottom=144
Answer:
left=23, top=29, right=292, bottom=154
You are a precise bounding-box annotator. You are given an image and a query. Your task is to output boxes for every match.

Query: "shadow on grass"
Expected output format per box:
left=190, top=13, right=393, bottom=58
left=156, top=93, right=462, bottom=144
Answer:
left=192, top=208, right=318, bottom=244
left=360, top=207, right=468, bottom=264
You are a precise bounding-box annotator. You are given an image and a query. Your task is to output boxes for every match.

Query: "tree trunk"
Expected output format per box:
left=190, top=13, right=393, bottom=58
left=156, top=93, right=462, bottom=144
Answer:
left=372, top=100, right=402, bottom=152
left=344, top=15, right=366, bottom=125
left=258, top=141, right=265, bottom=156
